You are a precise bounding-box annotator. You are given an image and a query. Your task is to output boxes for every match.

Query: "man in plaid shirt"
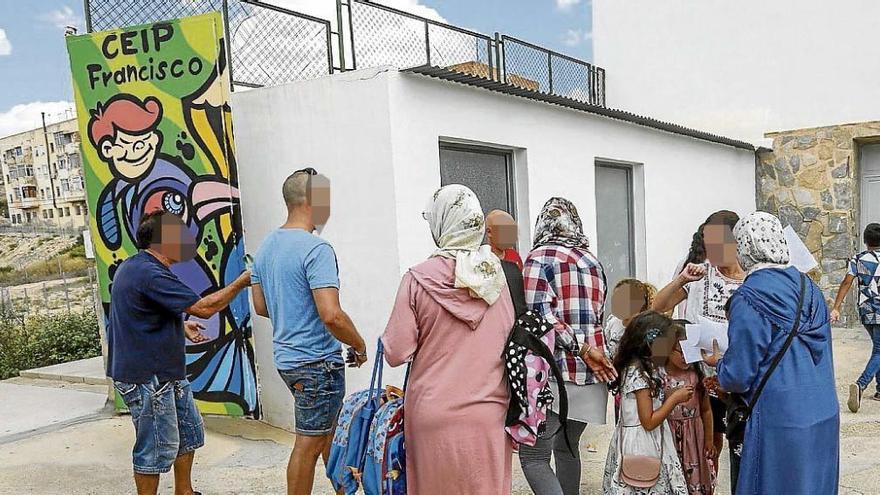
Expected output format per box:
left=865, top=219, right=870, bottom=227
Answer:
left=518, top=197, right=616, bottom=495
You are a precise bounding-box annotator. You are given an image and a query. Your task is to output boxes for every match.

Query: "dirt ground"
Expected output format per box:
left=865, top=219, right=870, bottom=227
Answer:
left=1, top=326, right=879, bottom=495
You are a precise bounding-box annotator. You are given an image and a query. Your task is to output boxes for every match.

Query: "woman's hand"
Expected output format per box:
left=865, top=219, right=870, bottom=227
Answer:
left=580, top=345, right=618, bottom=382
left=701, top=339, right=723, bottom=367
left=678, top=263, right=707, bottom=284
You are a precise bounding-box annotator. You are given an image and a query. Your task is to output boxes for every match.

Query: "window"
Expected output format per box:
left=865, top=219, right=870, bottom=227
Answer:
left=42, top=210, right=47, bottom=219
left=439, top=144, right=516, bottom=216
left=22, top=186, right=37, bottom=198
left=48, top=210, right=53, bottom=219
left=61, top=179, right=70, bottom=192
left=75, top=205, right=81, bottom=216
left=49, top=143, right=54, bottom=153
left=56, top=186, right=60, bottom=197
left=57, top=208, right=64, bottom=217
left=64, top=207, right=70, bottom=216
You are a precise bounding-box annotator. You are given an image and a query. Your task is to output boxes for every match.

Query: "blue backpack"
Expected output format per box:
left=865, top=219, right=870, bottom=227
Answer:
left=327, top=340, right=408, bottom=495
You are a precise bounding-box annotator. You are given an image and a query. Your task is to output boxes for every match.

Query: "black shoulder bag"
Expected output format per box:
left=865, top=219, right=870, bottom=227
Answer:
left=725, top=272, right=806, bottom=443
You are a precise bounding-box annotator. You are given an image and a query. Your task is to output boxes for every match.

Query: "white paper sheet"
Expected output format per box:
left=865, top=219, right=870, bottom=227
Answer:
left=783, top=225, right=819, bottom=273
left=680, top=327, right=705, bottom=364
left=682, top=317, right=729, bottom=364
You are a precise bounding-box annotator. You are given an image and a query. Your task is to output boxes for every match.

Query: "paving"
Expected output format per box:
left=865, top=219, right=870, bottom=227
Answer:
left=17, top=355, right=108, bottom=385
left=0, top=327, right=879, bottom=494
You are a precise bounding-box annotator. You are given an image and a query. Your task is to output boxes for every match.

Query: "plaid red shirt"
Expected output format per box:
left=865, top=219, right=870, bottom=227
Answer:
left=523, top=245, right=607, bottom=385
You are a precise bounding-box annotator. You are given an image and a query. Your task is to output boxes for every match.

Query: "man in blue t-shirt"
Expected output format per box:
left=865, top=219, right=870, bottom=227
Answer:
left=251, top=167, right=366, bottom=495
left=109, top=211, right=251, bottom=495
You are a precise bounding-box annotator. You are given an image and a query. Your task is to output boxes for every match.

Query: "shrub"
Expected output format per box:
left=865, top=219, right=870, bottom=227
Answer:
left=0, top=309, right=101, bottom=380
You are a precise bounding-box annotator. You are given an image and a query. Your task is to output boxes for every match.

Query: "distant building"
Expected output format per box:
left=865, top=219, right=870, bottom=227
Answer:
left=0, top=118, right=88, bottom=228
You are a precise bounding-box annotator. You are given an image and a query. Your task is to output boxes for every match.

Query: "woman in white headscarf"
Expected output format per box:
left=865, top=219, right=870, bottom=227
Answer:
left=382, top=184, right=515, bottom=495
left=703, top=211, right=839, bottom=495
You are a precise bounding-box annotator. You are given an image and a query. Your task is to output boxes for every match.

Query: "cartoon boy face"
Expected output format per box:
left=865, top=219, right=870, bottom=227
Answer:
left=88, top=95, right=164, bottom=181
left=99, top=129, right=161, bottom=180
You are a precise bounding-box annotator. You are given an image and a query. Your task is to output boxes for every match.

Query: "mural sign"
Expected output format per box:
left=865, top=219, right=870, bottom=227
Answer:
left=66, top=13, right=259, bottom=417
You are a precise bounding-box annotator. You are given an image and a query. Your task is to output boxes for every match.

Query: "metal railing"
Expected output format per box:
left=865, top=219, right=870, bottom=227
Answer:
left=84, top=0, right=606, bottom=106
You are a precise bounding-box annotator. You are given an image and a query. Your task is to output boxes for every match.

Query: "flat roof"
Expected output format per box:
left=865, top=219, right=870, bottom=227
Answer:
left=404, top=65, right=756, bottom=151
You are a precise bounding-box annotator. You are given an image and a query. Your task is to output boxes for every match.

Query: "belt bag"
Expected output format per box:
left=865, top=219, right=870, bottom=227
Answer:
left=726, top=272, right=806, bottom=443
left=619, top=423, right=663, bottom=488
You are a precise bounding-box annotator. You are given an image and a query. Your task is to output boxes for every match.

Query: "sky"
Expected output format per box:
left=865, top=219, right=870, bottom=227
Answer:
left=0, top=0, right=592, bottom=137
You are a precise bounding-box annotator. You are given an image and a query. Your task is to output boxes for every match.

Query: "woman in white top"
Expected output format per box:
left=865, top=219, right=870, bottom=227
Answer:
left=652, top=210, right=744, bottom=477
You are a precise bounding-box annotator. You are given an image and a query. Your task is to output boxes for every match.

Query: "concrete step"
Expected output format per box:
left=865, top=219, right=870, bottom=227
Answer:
left=18, top=356, right=109, bottom=385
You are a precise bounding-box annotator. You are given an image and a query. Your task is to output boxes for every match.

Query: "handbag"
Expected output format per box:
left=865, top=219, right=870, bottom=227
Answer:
left=618, top=420, right=663, bottom=488
left=725, top=272, right=806, bottom=443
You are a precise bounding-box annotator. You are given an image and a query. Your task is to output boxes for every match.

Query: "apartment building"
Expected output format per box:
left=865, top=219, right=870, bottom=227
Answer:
left=0, top=118, right=88, bottom=229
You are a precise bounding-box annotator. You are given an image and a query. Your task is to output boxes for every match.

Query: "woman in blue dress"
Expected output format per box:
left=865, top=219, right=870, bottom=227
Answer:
left=709, top=211, right=839, bottom=494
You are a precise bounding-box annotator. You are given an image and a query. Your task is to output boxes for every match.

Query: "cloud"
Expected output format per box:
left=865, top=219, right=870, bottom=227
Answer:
left=0, top=101, right=75, bottom=139
left=562, top=28, right=592, bottom=46
left=271, top=0, right=445, bottom=23
left=0, top=29, right=11, bottom=56
left=38, top=6, right=83, bottom=30
left=556, top=0, right=582, bottom=10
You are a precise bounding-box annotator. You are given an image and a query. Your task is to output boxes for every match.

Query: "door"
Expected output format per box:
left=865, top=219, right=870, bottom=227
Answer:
left=862, top=145, right=880, bottom=242
left=439, top=144, right=515, bottom=216
left=595, top=162, right=635, bottom=291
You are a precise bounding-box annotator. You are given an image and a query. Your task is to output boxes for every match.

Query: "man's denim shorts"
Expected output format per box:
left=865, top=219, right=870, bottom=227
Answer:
left=278, top=360, right=346, bottom=436
left=113, top=376, right=205, bottom=474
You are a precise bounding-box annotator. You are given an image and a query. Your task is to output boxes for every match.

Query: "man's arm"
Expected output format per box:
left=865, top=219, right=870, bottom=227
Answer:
left=251, top=283, right=269, bottom=317
left=313, top=287, right=366, bottom=354
left=186, top=271, right=251, bottom=319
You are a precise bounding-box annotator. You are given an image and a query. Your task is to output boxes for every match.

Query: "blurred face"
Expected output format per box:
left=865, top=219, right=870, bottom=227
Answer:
left=308, top=175, right=331, bottom=229
left=487, top=214, right=517, bottom=250
left=150, top=214, right=197, bottom=263
left=704, top=223, right=738, bottom=267
left=611, top=284, right=647, bottom=321
left=667, top=342, right=689, bottom=371
left=649, top=334, right=676, bottom=367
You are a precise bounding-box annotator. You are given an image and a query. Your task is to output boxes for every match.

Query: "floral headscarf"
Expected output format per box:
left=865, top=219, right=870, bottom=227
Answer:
left=734, top=211, right=791, bottom=275
left=425, top=185, right=505, bottom=305
left=533, top=197, right=591, bottom=250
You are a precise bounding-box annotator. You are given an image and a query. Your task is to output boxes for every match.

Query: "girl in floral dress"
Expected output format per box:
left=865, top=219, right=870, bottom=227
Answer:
left=664, top=324, right=715, bottom=494
left=604, top=311, right=689, bottom=495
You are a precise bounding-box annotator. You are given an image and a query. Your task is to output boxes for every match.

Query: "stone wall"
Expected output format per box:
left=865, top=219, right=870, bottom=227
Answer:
left=757, top=121, right=880, bottom=323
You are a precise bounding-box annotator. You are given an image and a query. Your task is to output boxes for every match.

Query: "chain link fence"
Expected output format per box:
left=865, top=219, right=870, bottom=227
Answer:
left=84, top=0, right=606, bottom=101
left=501, top=36, right=605, bottom=107
left=85, top=0, right=332, bottom=87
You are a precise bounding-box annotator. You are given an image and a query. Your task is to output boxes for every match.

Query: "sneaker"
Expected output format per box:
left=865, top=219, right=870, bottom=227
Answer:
left=872, top=392, right=880, bottom=402
left=848, top=384, right=863, bottom=413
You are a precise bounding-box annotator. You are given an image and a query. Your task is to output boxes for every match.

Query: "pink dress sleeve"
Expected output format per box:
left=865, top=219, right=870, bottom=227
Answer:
left=381, top=272, right=420, bottom=367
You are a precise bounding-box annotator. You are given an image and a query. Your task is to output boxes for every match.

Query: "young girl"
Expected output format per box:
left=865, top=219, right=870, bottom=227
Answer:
left=603, top=311, right=689, bottom=495
left=605, top=278, right=656, bottom=360
left=664, top=323, right=715, bottom=494
left=605, top=279, right=659, bottom=424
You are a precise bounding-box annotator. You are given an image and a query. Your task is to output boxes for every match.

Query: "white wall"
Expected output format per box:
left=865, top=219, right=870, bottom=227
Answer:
left=233, top=67, right=756, bottom=430
left=232, top=68, right=402, bottom=430
left=593, top=0, right=880, bottom=144
left=387, top=71, right=756, bottom=287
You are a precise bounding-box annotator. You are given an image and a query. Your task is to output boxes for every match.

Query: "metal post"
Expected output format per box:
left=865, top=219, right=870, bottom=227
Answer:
left=335, top=0, right=347, bottom=70
left=424, top=21, right=431, bottom=66
left=487, top=38, right=493, bottom=78
left=221, top=0, right=235, bottom=89
left=547, top=52, right=553, bottom=94
left=347, top=0, right=357, bottom=70
left=494, top=33, right=503, bottom=83
left=83, top=0, right=92, bottom=32
left=64, top=279, right=71, bottom=313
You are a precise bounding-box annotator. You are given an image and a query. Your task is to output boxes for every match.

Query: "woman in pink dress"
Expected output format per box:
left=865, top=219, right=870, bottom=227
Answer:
left=382, top=184, right=514, bottom=495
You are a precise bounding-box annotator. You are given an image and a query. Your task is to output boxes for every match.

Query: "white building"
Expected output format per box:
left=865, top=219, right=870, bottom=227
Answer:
left=232, top=67, right=757, bottom=429
left=592, top=0, right=880, bottom=145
